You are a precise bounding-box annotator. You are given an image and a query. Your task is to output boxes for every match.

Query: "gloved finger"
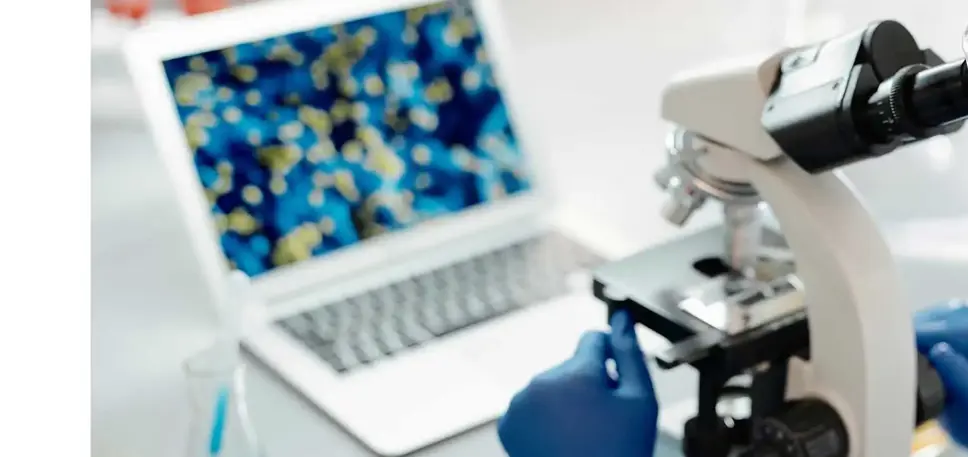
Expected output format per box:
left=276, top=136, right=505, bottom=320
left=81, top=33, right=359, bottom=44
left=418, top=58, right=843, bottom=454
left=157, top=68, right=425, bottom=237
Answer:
left=915, top=319, right=968, bottom=355
left=928, top=343, right=968, bottom=400
left=609, top=310, right=654, bottom=396
left=914, top=299, right=968, bottom=324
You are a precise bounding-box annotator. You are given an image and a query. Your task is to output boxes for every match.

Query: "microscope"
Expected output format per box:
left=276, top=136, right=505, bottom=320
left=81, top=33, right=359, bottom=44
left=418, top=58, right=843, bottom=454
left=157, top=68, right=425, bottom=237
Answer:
left=592, top=20, right=968, bottom=457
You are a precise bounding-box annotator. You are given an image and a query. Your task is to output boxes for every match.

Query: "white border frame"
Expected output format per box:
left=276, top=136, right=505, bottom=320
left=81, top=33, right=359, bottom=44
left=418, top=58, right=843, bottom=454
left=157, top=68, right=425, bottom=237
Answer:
left=123, top=0, right=557, bottom=306
left=5, top=0, right=90, bottom=454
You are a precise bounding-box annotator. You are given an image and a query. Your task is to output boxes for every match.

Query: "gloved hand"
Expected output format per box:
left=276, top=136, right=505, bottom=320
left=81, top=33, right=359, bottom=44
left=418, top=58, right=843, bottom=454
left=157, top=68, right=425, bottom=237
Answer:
left=497, top=310, right=659, bottom=457
left=915, top=299, right=968, bottom=448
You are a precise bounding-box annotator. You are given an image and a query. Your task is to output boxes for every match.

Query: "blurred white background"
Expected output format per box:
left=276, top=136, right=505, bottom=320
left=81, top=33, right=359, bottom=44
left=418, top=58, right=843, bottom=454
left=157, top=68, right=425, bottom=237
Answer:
left=92, top=1, right=968, bottom=456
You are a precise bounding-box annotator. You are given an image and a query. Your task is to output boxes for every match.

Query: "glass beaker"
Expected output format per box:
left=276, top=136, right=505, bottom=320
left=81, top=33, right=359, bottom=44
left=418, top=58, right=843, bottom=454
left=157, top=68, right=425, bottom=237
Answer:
left=183, top=342, right=266, bottom=457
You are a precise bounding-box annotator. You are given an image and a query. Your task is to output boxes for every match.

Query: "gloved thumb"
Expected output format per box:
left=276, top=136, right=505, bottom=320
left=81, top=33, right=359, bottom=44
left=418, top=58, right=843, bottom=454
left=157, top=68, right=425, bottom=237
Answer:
left=567, top=331, right=614, bottom=386
left=928, top=343, right=968, bottom=397
left=608, top=310, right=654, bottom=396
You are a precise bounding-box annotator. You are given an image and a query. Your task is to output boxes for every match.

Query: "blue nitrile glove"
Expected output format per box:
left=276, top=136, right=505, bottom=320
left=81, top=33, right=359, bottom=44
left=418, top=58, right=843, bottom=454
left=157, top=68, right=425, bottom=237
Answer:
left=497, top=310, right=659, bottom=457
left=915, top=299, right=968, bottom=448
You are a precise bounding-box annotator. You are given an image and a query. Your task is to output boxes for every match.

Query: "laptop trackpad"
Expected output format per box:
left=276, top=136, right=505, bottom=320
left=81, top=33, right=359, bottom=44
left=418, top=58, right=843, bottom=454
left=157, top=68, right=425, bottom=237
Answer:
left=462, top=295, right=609, bottom=393
left=461, top=290, right=674, bottom=394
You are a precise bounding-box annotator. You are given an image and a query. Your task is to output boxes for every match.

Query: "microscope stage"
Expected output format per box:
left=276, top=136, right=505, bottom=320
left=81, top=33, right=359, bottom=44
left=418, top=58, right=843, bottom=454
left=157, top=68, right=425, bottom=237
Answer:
left=592, top=225, right=809, bottom=370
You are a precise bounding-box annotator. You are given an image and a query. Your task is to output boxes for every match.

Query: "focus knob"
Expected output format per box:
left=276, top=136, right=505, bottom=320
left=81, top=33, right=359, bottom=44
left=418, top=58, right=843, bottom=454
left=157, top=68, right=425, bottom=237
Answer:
left=916, top=353, right=946, bottom=426
left=751, top=399, right=849, bottom=457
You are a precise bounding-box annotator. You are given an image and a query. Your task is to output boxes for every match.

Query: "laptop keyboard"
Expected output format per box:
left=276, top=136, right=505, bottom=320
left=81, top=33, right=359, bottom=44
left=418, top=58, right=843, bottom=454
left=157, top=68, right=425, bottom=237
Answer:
left=277, top=231, right=603, bottom=374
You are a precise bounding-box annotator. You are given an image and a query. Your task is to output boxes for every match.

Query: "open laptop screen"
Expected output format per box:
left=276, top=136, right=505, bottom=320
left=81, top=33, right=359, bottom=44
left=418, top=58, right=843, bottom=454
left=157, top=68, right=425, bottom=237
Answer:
left=161, top=0, right=530, bottom=277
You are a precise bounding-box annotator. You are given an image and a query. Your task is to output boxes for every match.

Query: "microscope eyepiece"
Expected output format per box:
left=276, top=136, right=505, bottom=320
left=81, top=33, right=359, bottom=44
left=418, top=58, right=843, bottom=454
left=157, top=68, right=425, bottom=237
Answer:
left=762, top=21, right=968, bottom=174
left=860, top=59, right=968, bottom=144
left=907, top=59, right=968, bottom=127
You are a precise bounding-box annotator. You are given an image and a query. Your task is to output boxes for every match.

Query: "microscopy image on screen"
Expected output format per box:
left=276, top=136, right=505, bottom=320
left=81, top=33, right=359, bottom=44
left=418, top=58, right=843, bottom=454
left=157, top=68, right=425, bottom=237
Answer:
left=162, top=1, right=531, bottom=277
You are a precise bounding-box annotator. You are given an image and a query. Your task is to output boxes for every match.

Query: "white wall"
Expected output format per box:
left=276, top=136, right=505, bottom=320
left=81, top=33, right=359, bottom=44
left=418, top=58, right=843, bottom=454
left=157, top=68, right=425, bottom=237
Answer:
left=479, top=0, right=968, bottom=236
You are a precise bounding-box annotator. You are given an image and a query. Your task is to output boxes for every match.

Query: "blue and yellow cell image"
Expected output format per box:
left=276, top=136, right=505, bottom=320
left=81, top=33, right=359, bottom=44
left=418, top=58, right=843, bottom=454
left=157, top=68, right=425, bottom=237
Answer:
left=162, top=1, right=531, bottom=277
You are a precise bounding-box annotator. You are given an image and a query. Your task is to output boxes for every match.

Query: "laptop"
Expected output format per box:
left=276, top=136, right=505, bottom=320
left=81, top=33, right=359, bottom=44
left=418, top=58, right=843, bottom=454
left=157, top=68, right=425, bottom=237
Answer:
left=123, top=0, right=642, bottom=454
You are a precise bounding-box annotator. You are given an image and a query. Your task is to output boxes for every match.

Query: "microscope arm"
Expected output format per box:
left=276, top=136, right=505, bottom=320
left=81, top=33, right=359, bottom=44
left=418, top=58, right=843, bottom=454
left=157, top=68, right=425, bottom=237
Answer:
left=730, top=147, right=915, bottom=457
left=663, top=47, right=916, bottom=456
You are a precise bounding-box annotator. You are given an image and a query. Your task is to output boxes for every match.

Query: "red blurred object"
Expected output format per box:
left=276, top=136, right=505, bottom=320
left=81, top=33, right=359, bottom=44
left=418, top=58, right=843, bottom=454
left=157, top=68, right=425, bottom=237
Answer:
left=106, top=0, right=152, bottom=20
left=179, top=0, right=230, bottom=15
left=106, top=0, right=229, bottom=19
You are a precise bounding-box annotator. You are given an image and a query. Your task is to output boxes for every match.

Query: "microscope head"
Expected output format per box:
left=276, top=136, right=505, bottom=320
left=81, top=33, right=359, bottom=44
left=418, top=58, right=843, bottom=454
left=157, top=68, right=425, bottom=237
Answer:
left=659, top=20, right=968, bottom=176
left=660, top=50, right=789, bottom=163
left=654, top=20, right=968, bottom=230
left=652, top=51, right=789, bottom=230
